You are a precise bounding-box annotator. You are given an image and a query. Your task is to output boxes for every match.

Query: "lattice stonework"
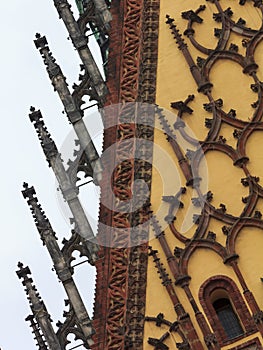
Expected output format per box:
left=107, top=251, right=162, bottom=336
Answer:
left=144, top=1, right=263, bottom=350
left=93, top=0, right=159, bottom=349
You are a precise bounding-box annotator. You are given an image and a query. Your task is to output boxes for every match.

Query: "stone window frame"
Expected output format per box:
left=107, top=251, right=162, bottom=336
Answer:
left=199, top=275, right=255, bottom=346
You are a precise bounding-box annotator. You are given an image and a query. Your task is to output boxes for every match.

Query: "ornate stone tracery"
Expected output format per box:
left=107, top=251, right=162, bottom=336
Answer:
left=146, top=1, right=263, bottom=349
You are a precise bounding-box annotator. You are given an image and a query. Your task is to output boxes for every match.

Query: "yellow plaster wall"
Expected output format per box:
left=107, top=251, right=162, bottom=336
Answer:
left=235, top=227, right=263, bottom=310
left=144, top=0, right=263, bottom=349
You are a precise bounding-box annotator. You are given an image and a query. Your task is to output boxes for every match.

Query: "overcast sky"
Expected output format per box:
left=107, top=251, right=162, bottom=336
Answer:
left=0, top=1, right=102, bottom=349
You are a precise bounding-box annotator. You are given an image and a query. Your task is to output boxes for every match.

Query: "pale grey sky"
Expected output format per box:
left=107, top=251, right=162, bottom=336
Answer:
left=0, top=1, right=102, bottom=349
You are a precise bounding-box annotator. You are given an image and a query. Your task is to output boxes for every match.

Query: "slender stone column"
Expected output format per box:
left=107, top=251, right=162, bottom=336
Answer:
left=52, top=0, right=108, bottom=99
left=28, top=108, right=99, bottom=263
left=34, top=34, right=103, bottom=184
left=149, top=247, right=205, bottom=350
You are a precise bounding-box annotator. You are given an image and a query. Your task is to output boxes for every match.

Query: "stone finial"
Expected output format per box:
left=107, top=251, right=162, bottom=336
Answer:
left=34, top=34, right=61, bottom=79
left=150, top=215, right=164, bottom=237
left=16, top=262, right=46, bottom=314
left=155, top=105, right=176, bottom=140
left=33, top=38, right=103, bottom=185
left=21, top=183, right=56, bottom=244
left=16, top=262, right=31, bottom=281
left=29, top=107, right=59, bottom=167
left=165, top=15, right=187, bottom=50
left=36, top=6, right=107, bottom=100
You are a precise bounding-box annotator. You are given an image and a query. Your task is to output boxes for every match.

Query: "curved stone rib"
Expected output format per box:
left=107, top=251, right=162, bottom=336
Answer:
left=56, top=300, right=86, bottom=349
left=226, top=216, right=263, bottom=254
left=182, top=4, right=231, bottom=55
left=178, top=240, right=228, bottom=277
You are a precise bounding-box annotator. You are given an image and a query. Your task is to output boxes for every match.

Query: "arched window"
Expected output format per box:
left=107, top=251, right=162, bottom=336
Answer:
left=199, top=276, right=255, bottom=345
left=212, top=298, right=243, bottom=340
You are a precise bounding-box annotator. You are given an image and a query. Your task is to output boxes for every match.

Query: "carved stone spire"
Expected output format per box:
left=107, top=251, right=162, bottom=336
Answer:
left=28, top=109, right=99, bottom=263
left=156, top=106, right=194, bottom=186
left=25, top=315, right=48, bottom=350
left=21, top=184, right=95, bottom=347
left=16, top=263, right=62, bottom=350
left=165, top=15, right=212, bottom=94
left=29, top=107, right=59, bottom=167
left=22, top=180, right=97, bottom=264
left=148, top=246, right=172, bottom=287
left=21, top=183, right=54, bottom=244
left=33, top=35, right=103, bottom=184
left=148, top=249, right=204, bottom=349
left=35, top=0, right=107, bottom=100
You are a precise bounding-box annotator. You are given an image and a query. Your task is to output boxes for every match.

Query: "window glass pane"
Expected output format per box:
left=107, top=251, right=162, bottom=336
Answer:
left=213, top=298, right=244, bottom=340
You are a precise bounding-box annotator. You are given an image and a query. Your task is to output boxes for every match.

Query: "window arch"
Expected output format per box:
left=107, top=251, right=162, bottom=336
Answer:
left=199, top=276, right=255, bottom=345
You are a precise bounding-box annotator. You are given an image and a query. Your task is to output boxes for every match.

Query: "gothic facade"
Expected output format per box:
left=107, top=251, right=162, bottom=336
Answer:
left=17, top=1, right=263, bottom=349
